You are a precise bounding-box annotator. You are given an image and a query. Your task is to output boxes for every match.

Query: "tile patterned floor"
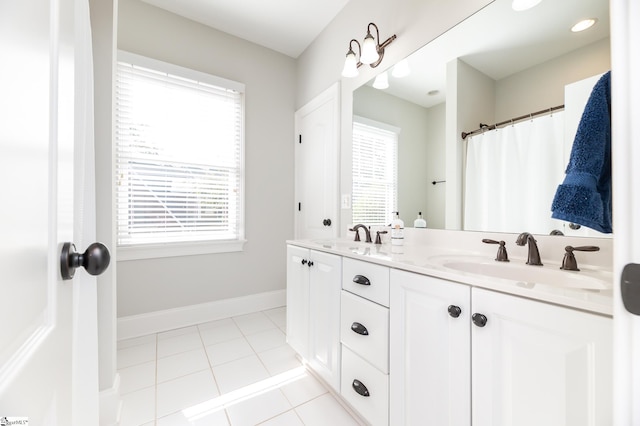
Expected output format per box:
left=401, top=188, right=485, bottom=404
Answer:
left=117, top=307, right=362, bottom=426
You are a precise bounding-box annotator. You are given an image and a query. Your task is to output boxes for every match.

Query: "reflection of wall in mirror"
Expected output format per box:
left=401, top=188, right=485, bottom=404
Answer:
left=353, top=85, right=446, bottom=229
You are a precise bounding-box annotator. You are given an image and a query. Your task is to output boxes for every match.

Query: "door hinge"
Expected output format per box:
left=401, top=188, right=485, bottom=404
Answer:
left=298, top=202, right=301, bottom=211
left=298, top=134, right=302, bottom=144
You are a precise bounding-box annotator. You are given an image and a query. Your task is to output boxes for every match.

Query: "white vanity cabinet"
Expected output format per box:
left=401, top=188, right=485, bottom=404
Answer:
left=340, top=258, right=390, bottom=426
left=389, top=269, right=613, bottom=426
left=286, top=245, right=342, bottom=390
left=471, top=287, right=612, bottom=426
left=389, top=269, right=471, bottom=426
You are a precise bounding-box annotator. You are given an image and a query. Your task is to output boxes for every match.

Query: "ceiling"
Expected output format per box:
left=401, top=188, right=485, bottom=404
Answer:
left=139, top=0, right=352, bottom=58
left=367, top=0, right=609, bottom=108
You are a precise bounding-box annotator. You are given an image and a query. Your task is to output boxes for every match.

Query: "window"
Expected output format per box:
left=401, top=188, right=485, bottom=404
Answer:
left=115, top=52, right=245, bottom=259
left=352, top=117, right=399, bottom=226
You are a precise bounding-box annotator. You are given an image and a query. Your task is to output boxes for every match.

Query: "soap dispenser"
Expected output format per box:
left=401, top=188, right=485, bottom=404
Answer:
left=414, top=212, right=427, bottom=228
left=391, top=211, right=404, bottom=246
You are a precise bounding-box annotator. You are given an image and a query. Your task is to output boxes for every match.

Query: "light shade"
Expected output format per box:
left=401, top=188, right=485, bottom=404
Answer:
left=511, top=0, right=542, bottom=11
left=373, top=72, right=389, bottom=90
left=392, top=59, right=410, bottom=78
left=360, top=33, right=379, bottom=65
left=342, top=51, right=359, bottom=78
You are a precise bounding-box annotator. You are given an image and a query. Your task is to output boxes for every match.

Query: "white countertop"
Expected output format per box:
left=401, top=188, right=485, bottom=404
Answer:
left=287, top=233, right=613, bottom=316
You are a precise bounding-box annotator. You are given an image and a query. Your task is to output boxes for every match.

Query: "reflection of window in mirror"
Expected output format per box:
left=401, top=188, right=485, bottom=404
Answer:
left=352, top=116, right=399, bottom=227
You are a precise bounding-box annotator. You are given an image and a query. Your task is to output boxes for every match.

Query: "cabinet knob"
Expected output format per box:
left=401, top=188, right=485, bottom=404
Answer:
left=351, top=322, right=369, bottom=335
left=307, top=260, right=314, bottom=267
left=301, top=259, right=307, bottom=265
left=353, top=275, right=371, bottom=286
left=352, top=379, right=370, bottom=397
left=472, top=313, right=488, bottom=327
left=447, top=305, right=462, bottom=318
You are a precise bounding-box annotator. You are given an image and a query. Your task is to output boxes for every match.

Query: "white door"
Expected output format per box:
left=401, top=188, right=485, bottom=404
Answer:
left=389, top=270, right=471, bottom=426
left=472, top=288, right=612, bottom=426
left=294, top=83, right=340, bottom=240
left=611, top=0, right=640, bottom=424
left=0, top=0, right=103, bottom=424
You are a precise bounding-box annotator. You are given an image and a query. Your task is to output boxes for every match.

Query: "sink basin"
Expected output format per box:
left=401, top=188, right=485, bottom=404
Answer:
left=435, top=257, right=610, bottom=290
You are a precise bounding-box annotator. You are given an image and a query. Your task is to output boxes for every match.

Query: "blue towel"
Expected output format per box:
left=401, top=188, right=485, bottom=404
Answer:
left=551, top=71, right=612, bottom=233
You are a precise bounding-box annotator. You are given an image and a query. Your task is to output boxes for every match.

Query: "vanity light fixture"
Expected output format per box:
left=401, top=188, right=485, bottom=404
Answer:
left=341, top=23, right=397, bottom=78
left=511, top=0, right=542, bottom=11
left=571, top=18, right=598, bottom=32
left=373, top=72, right=389, bottom=89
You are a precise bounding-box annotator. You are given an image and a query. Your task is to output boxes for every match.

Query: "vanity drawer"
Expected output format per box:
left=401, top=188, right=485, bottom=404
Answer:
left=341, top=290, right=389, bottom=373
left=342, top=258, right=390, bottom=307
left=341, top=345, right=389, bottom=426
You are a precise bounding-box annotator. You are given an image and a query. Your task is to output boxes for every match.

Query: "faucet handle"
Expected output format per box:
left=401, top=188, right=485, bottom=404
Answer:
left=348, top=227, right=361, bottom=242
left=375, top=230, right=388, bottom=244
left=560, top=245, right=600, bottom=271
left=482, top=239, right=509, bottom=262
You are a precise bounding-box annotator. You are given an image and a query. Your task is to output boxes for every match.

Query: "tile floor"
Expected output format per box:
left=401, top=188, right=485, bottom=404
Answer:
left=117, top=307, right=362, bottom=426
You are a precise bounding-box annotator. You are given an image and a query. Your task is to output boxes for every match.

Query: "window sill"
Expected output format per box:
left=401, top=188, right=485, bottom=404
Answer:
left=117, top=239, right=247, bottom=261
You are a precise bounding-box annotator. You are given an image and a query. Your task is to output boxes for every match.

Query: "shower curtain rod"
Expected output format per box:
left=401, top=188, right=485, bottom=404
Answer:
left=461, top=104, right=564, bottom=140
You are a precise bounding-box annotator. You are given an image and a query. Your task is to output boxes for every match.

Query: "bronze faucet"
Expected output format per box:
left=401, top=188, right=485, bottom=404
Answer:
left=349, top=224, right=372, bottom=243
left=515, top=232, right=543, bottom=266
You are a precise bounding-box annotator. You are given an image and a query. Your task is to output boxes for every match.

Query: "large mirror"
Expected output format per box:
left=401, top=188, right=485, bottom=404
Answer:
left=352, top=0, right=610, bottom=236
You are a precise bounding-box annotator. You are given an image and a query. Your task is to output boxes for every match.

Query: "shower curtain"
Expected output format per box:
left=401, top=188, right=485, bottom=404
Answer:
left=464, top=111, right=565, bottom=234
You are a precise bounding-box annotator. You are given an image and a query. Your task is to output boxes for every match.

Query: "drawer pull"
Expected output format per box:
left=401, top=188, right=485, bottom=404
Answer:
left=351, top=322, right=369, bottom=335
left=353, top=275, right=371, bottom=286
left=352, top=379, right=370, bottom=397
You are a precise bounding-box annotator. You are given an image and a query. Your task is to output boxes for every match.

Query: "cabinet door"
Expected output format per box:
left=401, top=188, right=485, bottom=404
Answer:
left=390, top=270, right=471, bottom=426
left=308, top=250, right=342, bottom=390
left=471, top=288, right=612, bottom=426
left=286, top=245, right=310, bottom=359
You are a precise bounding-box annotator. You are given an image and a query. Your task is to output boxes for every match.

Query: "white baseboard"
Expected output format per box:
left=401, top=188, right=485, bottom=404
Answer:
left=99, top=373, right=122, bottom=426
left=117, top=289, right=286, bottom=340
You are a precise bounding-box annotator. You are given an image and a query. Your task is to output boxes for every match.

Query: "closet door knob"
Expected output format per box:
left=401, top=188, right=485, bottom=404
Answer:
left=472, top=313, right=488, bottom=327
left=448, top=305, right=462, bottom=318
left=323, top=218, right=332, bottom=226
left=60, top=242, right=111, bottom=280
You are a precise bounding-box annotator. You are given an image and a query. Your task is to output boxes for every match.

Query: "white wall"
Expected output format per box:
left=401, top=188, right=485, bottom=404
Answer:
left=116, top=0, right=296, bottom=317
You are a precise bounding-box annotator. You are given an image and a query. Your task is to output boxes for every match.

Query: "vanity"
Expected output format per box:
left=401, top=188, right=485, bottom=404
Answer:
left=286, top=229, right=612, bottom=426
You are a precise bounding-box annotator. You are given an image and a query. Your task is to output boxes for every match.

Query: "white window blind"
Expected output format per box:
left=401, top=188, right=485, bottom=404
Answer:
left=352, top=118, right=398, bottom=226
left=115, top=52, right=244, bottom=250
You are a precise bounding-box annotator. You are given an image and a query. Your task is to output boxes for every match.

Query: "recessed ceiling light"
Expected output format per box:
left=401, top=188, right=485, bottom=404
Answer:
left=512, top=0, right=542, bottom=12
left=571, top=18, right=598, bottom=32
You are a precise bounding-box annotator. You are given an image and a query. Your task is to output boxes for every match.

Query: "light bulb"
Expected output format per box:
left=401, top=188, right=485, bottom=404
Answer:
left=360, top=33, right=379, bottom=65
left=342, top=51, right=359, bottom=78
